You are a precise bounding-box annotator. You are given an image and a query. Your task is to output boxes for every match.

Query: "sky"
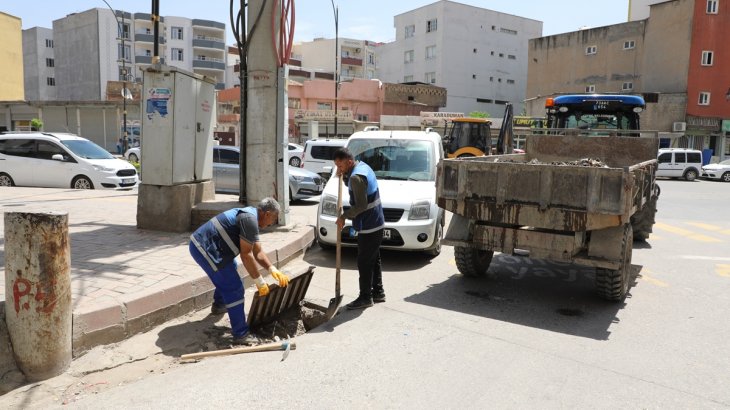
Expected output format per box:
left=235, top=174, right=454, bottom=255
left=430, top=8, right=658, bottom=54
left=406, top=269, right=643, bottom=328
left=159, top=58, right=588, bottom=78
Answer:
left=3, top=0, right=630, bottom=42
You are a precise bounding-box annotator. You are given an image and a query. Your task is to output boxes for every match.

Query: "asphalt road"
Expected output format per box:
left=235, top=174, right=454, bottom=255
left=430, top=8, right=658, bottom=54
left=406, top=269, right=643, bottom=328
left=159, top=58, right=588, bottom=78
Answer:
left=5, top=178, right=730, bottom=409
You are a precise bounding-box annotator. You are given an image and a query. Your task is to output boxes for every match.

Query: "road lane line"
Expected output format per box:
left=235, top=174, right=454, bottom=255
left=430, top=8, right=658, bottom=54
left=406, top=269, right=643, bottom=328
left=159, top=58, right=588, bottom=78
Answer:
left=678, top=256, right=730, bottom=261
left=686, top=222, right=730, bottom=236
left=716, top=264, right=730, bottom=278
left=653, top=223, right=723, bottom=243
left=640, top=268, right=669, bottom=287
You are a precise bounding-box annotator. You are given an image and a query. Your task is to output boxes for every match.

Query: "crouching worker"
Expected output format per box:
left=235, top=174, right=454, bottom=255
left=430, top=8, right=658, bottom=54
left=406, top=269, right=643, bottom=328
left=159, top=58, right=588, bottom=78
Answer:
left=189, top=197, right=290, bottom=345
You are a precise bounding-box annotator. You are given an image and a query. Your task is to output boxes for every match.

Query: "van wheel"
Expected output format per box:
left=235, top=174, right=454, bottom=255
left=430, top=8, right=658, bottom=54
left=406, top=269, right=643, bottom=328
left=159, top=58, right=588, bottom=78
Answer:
left=722, top=172, right=730, bottom=183
left=289, top=156, right=301, bottom=167
left=0, top=173, right=15, bottom=187
left=72, top=176, right=94, bottom=189
left=424, top=222, right=443, bottom=258
left=684, top=169, right=698, bottom=181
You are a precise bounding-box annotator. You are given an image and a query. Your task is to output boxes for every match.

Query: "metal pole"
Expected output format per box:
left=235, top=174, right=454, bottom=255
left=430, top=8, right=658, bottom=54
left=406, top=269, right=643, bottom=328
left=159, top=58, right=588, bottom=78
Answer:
left=101, top=1, right=128, bottom=154
left=331, top=1, right=338, bottom=138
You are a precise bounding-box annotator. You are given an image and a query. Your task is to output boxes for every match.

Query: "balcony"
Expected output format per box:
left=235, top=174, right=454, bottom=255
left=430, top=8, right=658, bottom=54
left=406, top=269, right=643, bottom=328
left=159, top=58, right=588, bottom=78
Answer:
left=135, top=33, right=166, bottom=44
left=192, top=19, right=225, bottom=30
left=341, top=57, right=363, bottom=66
left=135, top=55, right=166, bottom=65
left=193, top=59, right=225, bottom=71
left=192, top=37, right=225, bottom=50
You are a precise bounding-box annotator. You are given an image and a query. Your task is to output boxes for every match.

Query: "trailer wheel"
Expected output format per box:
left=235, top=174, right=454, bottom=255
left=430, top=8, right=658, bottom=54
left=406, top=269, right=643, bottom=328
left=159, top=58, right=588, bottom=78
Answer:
left=595, top=224, right=633, bottom=301
left=454, top=246, right=493, bottom=277
left=631, top=193, right=658, bottom=242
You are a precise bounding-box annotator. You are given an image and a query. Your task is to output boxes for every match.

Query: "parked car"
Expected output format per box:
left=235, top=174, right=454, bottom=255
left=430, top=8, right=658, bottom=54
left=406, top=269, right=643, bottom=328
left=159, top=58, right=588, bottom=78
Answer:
left=656, top=148, right=703, bottom=181
left=316, top=130, right=445, bottom=256
left=701, top=159, right=730, bottom=182
left=0, top=132, right=138, bottom=189
left=288, top=143, right=304, bottom=167
left=124, top=147, right=140, bottom=163
left=212, top=145, right=324, bottom=200
left=300, top=139, right=347, bottom=180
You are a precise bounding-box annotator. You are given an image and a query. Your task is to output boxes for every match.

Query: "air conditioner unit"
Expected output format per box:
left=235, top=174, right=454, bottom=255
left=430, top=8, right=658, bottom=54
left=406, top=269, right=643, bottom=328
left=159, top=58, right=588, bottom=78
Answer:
left=672, top=122, right=686, bottom=132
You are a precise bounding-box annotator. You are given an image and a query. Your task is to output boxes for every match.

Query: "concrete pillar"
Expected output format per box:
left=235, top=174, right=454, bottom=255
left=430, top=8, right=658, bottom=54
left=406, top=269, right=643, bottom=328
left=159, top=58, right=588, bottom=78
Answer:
left=3, top=212, right=72, bottom=381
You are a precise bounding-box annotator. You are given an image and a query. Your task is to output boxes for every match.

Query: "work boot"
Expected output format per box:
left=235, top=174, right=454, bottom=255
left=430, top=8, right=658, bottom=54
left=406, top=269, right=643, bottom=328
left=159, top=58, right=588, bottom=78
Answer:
left=211, top=302, right=227, bottom=315
left=346, top=296, right=373, bottom=310
left=372, top=292, right=386, bottom=303
left=231, top=332, right=261, bottom=346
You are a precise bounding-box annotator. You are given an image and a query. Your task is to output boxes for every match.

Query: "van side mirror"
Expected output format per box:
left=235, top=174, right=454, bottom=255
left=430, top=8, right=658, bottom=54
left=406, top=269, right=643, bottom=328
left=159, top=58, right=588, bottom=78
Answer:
left=323, top=166, right=333, bottom=174
left=52, top=154, right=65, bottom=161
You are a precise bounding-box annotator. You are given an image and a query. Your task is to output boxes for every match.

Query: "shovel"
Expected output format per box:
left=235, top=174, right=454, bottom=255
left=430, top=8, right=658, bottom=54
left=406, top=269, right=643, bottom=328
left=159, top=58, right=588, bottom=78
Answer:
left=324, top=173, right=344, bottom=320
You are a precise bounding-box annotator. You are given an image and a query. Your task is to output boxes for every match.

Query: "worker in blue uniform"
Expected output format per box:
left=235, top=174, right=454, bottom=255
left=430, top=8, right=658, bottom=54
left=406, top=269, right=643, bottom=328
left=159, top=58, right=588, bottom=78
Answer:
left=333, top=147, right=386, bottom=310
left=189, top=197, right=289, bottom=345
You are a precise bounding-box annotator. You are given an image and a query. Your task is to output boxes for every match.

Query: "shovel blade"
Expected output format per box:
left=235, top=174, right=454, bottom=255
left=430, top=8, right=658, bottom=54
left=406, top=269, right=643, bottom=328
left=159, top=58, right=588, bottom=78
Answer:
left=324, top=295, right=343, bottom=321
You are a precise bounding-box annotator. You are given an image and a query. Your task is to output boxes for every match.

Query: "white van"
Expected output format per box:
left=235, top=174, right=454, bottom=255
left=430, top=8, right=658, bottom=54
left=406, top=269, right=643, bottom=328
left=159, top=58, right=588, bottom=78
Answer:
left=300, top=138, right=347, bottom=179
left=656, top=148, right=703, bottom=181
left=0, top=132, right=138, bottom=189
left=316, top=130, right=445, bottom=256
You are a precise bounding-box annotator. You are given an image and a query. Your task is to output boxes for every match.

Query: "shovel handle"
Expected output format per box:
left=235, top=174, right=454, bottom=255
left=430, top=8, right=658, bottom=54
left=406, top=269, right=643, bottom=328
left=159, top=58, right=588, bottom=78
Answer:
left=335, top=173, right=343, bottom=296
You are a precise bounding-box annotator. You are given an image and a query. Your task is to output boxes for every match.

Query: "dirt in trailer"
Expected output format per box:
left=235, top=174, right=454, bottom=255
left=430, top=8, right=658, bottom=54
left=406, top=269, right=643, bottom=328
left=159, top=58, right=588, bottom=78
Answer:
left=493, top=157, right=610, bottom=167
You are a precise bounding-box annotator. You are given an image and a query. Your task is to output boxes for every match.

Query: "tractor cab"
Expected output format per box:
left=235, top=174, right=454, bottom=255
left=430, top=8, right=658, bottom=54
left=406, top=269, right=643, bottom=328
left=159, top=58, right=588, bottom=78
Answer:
left=442, top=117, right=492, bottom=158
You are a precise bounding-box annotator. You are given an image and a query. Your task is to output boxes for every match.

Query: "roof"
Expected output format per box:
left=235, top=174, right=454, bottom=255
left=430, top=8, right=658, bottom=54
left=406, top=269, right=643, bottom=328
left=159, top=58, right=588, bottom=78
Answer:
left=552, top=94, right=646, bottom=106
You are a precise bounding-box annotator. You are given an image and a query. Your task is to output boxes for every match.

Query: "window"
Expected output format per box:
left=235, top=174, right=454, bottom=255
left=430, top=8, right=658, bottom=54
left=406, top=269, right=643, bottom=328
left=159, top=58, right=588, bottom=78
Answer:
left=118, top=44, right=131, bottom=61
left=701, top=51, right=714, bottom=66
left=426, top=19, right=437, bottom=33
left=172, top=48, right=184, bottom=61
left=622, top=82, right=634, bottom=91
left=216, top=148, right=239, bottom=165
left=489, top=76, right=494, bottom=82
left=171, top=26, right=184, bottom=40
left=288, top=98, right=301, bottom=109
left=368, top=53, right=375, bottom=65
left=425, top=72, right=436, bottom=84
left=404, top=24, right=415, bottom=38
left=506, top=79, right=515, bottom=84
left=145, top=49, right=152, bottom=57
left=403, top=75, right=413, bottom=82
left=357, top=114, right=369, bottom=122
left=119, top=67, right=131, bottom=81
left=45, top=39, right=54, bottom=48
left=473, top=48, right=477, bottom=53
left=490, top=51, right=495, bottom=56
left=586, top=46, right=597, bottom=55
left=46, top=58, right=54, bottom=67
left=36, top=141, right=68, bottom=161
left=687, top=152, right=702, bottom=163
left=121, top=23, right=130, bottom=40
left=499, top=53, right=504, bottom=58
left=476, top=98, right=493, bottom=104
left=500, top=28, right=517, bottom=35
left=404, top=50, right=414, bottom=63
left=507, top=54, right=516, bottom=60
left=317, top=102, right=332, bottom=110
left=657, top=152, right=672, bottom=164
left=585, top=85, right=596, bottom=93
left=698, top=92, right=710, bottom=105
left=0, top=138, right=35, bottom=157
left=675, top=152, right=686, bottom=163
left=425, top=45, right=436, bottom=59
left=472, top=74, right=477, bottom=79
left=707, top=0, right=718, bottom=13
left=46, top=77, right=55, bottom=86
left=623, top=40, right=635, bottom=50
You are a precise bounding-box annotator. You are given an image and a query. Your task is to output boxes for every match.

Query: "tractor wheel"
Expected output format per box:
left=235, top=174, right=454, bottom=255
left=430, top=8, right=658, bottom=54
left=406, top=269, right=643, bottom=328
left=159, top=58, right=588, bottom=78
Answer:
left=454, top=246, right=493, bottom=277
left=595, top=224, right=633, bottom=301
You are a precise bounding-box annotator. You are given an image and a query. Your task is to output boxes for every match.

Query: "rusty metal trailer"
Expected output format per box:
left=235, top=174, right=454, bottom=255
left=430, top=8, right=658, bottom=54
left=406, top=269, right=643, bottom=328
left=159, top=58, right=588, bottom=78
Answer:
left=436, top=133, right=659, bottom=301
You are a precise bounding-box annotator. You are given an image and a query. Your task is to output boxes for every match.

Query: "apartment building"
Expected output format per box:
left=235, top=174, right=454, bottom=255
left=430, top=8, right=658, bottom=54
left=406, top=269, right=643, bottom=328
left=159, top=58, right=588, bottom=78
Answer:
left=375, top=0, right=542, bottom=115
left=527, top=0, right=730, bottom=160
left=0, top=12, right=24, bottom=101
left=22, top=27, right=56, bottom=101
left=28, top=8, right=225, bottom=101
left=290, top=37, right=378, bottom=82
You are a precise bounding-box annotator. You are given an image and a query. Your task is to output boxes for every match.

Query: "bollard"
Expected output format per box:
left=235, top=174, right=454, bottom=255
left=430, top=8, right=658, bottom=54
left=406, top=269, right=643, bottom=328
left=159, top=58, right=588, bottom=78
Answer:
left=4, top=212, right=71, bottom=381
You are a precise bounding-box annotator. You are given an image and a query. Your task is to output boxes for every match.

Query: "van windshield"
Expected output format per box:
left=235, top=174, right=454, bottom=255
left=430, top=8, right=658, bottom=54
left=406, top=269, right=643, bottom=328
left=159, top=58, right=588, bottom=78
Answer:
left=347, top=139, right=435, bottom=181
left=61, top=140, right=114, bottom=159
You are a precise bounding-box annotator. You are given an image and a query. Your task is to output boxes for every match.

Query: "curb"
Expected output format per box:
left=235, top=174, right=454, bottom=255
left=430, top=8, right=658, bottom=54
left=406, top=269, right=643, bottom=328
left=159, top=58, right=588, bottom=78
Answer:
left=71, top=224, right=316, bottom=355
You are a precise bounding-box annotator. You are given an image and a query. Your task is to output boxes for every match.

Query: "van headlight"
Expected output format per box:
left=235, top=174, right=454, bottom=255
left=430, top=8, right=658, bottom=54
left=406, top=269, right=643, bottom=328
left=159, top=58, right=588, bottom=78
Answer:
left=92, top=165, right=115, bottom=172
left=321, top=194, right=339, bottom=216
left=409, top=200, right=431, bottom=220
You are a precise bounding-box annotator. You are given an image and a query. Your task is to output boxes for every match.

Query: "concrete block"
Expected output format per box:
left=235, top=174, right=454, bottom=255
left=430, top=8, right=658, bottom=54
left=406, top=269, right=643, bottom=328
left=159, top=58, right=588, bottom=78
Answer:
left=137, top=181, right=214, bottom=232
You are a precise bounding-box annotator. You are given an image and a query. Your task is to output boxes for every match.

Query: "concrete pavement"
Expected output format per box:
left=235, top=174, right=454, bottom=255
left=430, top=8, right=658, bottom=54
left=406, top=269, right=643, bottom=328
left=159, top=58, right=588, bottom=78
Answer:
left=0, top=187, right=319, bottom=355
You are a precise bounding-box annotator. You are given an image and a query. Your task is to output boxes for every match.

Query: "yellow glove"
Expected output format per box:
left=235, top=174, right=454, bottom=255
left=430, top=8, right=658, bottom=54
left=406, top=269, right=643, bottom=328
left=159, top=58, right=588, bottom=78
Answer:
left=254, top=275, right=270, bottom=296
left=269, top=266, right=289, bottom=287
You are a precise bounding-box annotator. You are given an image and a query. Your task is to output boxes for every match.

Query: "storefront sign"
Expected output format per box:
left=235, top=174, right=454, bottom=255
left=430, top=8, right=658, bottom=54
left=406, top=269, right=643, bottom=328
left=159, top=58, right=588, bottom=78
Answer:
left=420, top=111, right=464, bottom=127
left=293, top=110, right=353, bottom=121
left=686, top=115, right=721, bottom=131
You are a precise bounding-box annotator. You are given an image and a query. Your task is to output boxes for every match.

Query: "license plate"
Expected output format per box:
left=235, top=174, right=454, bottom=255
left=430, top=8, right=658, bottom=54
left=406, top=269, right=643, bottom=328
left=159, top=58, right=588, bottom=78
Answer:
left=122, top=178, right=135, bottom=184
left=383, top=229, right=391, bottom=240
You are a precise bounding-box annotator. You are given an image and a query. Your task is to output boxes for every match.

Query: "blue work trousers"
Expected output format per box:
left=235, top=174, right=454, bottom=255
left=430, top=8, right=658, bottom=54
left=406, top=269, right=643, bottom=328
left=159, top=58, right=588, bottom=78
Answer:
left=188, top=242, right=249, bottom=337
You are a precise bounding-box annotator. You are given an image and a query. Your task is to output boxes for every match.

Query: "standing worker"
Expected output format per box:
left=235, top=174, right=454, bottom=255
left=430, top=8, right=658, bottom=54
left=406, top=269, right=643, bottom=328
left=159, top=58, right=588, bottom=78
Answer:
left=333, top=147, right=386, bottom=310
left=189, top=198, right=290, bottom=345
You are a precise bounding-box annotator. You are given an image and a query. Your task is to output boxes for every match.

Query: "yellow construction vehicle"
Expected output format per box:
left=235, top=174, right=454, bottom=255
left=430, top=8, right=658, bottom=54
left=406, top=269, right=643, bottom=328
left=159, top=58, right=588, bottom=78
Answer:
left=442, top=117, right=492, bottom=158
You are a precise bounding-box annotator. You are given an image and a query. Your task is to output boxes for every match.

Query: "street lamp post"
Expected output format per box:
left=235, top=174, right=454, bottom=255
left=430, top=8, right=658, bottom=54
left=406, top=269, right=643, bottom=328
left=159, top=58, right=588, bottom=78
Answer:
left=331, top=0, right=339, bottom=138
left=102, top=0, right=130, bottom=154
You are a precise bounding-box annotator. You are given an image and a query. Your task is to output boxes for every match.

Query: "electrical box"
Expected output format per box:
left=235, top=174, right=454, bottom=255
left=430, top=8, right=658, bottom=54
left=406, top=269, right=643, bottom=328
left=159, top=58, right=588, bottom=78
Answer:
left=141, top=66, right=215, bottom=186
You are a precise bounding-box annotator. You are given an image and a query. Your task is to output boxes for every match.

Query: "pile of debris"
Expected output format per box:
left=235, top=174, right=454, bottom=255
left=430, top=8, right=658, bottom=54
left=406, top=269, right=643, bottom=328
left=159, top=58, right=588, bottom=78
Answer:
left=495, top=157, right=609, bottom=168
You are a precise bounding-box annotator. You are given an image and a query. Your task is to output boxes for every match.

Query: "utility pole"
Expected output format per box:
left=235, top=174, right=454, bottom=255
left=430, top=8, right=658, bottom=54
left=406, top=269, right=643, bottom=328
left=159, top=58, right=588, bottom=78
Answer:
left=331, top=0, right=339, bottom=138
left=102, top=1, right=130, bottom=154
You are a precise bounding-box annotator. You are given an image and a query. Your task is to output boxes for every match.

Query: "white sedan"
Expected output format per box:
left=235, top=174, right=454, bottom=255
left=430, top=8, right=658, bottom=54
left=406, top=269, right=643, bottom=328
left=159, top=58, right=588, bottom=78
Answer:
left=124, top=147, right=140, bottom=163
left=701, top=159, right=730, bottom=182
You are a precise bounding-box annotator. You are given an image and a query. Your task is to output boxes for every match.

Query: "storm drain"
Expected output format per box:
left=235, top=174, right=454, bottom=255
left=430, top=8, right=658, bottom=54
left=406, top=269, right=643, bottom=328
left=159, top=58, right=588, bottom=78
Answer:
left=247, top=265, right=317, bottom=329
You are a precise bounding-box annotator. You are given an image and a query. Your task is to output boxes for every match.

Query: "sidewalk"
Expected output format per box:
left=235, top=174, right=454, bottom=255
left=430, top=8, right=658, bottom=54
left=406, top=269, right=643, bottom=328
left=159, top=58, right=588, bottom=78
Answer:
left=0, top=187, right=318, bottom=354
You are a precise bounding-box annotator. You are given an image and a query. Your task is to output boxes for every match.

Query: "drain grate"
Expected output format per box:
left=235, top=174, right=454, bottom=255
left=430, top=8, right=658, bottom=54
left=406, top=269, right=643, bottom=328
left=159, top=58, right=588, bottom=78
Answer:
left=248, top=265, right=315, bottom=328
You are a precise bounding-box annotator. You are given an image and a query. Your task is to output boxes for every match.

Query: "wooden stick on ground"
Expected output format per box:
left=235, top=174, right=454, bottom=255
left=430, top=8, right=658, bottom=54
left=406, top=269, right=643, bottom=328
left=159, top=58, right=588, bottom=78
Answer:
left=180, top=340, right=296, bottom=361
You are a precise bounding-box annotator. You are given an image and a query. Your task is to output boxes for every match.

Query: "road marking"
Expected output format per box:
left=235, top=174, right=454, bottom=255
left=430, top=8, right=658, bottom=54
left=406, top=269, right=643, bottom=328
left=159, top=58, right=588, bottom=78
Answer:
left=686, top=222, right=730, bottom=236
left=653, top=223, right=723, bottom=243
left=678, top=256, right=730, bottom=262
left=640, top=269, right=668, bottom=287
left=716, top=264, right=730, bottom=278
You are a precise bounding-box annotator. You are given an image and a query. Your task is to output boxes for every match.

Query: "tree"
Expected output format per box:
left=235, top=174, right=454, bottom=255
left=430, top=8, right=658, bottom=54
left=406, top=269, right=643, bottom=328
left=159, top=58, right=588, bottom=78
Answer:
left=30, top=118, right=44, bottom=131
left=468, top=111, right=489, bottom=118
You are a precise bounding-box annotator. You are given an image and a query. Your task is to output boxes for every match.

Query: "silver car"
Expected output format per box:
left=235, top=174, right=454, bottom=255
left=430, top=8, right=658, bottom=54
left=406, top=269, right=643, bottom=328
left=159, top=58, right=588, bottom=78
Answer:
left=212, top=145, right=324, bottom=200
